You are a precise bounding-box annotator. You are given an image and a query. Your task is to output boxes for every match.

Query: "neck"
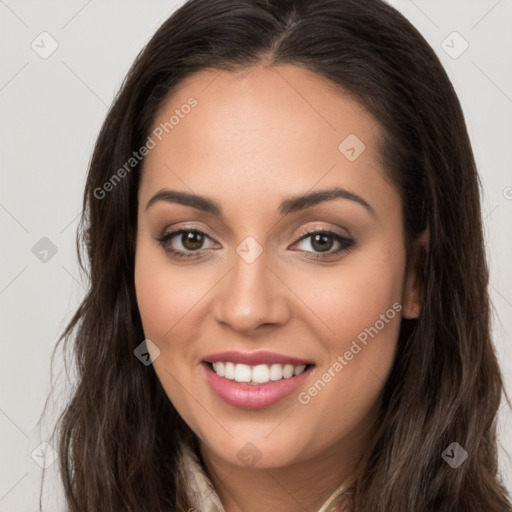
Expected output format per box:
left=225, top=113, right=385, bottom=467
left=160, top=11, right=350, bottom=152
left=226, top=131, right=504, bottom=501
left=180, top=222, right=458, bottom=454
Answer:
left=198, top=425, right=371, bottom=512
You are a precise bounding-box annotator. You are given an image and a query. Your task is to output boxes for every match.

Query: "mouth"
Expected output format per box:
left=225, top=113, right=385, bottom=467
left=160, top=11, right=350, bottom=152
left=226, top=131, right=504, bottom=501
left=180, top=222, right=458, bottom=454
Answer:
left=200, top=355, right=316, bottom=409
left=203, top=360, right=315, bottom=385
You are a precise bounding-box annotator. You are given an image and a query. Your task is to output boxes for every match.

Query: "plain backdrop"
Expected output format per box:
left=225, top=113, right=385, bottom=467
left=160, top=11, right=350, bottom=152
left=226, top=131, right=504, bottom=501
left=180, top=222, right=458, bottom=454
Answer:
left=1, top=0, right=511, bottom=510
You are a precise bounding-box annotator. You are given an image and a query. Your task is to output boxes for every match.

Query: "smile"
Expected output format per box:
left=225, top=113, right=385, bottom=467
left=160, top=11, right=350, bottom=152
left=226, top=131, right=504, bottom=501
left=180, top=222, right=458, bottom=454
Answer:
left=201, top=352, right=316, bottom=409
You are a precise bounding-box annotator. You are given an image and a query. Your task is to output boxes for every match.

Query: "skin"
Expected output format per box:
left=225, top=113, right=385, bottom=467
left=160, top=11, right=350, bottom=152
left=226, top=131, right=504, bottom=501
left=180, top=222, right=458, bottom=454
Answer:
left=134, top=63, right=423, bottom=512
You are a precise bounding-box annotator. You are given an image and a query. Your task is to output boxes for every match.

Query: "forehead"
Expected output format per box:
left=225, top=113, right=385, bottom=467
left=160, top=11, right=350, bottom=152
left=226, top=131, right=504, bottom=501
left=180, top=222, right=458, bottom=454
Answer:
left=139, top=63, right=397, bottom=219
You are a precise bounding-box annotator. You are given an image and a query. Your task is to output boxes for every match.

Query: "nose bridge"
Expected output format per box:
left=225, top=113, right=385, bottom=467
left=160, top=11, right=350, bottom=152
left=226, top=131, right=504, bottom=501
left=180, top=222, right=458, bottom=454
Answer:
left=214, top=239, right=290, bottom=331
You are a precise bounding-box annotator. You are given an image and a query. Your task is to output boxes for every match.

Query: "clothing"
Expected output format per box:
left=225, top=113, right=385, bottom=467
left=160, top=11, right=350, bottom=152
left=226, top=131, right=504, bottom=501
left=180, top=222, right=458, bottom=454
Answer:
left=175, top=436, right=355, bottom=512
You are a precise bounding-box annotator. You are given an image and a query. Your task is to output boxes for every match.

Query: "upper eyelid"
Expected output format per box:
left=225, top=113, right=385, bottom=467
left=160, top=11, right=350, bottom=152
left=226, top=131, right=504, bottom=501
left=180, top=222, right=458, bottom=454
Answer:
left=159, top=225, right=218, bottom=243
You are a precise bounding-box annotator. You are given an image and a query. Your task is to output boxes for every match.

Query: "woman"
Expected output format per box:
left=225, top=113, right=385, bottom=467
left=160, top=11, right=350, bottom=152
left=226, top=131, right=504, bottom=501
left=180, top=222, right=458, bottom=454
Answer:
left=45, top=0, right=512, bottom=510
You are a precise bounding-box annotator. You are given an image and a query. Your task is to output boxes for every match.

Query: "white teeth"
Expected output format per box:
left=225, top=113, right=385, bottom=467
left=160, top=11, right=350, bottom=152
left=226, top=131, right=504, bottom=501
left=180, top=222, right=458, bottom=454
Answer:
left=212, top=361, right=225, bottom=377
left=210, top=361, right=309, bottom=383
left=293, top=364, right=306, bottom=376
left=224, top=362, right=235, bottom=380
left=252, top=364, right=270, bottom=383
left=282, top=364, right=294, bottom=378
left=269, top=363, right=283, bottom=381
left=234, top=363, right=251, bottom=382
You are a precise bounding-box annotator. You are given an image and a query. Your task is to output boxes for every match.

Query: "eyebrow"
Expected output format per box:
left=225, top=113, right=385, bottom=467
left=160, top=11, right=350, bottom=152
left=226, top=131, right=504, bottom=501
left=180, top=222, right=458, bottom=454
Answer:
left=145, top=186, right=375, bottom=217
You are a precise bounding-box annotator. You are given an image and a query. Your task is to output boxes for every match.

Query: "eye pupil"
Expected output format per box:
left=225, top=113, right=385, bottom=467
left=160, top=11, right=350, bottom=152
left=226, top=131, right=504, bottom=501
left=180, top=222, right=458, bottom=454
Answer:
left=182, top=231, right=204, bottom=250
left=311, top=233, right=333, bottom=252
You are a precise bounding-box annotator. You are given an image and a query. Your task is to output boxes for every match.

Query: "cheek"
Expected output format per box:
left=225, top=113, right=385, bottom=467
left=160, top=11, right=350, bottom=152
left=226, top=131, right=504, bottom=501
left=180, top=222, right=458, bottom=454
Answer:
left=134, top=239, right=207, bottom=342
left=289, top=247, right=404, bottom=421
left=134, top=261, right=172, bottom=342
left=286, top=244, right=405, bottom=347
left=134, top=241, right=204, bottom=421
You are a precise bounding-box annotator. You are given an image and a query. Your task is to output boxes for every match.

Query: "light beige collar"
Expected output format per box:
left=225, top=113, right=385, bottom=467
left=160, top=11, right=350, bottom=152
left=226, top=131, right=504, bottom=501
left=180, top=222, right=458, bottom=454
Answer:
left=176, top=439, right=355, bottom=512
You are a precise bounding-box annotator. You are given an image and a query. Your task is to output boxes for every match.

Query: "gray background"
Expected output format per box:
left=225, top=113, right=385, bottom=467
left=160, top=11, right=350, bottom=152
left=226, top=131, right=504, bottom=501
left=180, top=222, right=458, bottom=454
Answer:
left=1, top=0, right=511, bottom=510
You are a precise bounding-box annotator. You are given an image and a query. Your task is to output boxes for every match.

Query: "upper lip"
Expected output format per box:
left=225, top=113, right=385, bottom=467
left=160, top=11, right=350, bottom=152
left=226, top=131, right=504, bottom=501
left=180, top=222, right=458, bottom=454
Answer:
left=202, top=350, right=314, bottom=366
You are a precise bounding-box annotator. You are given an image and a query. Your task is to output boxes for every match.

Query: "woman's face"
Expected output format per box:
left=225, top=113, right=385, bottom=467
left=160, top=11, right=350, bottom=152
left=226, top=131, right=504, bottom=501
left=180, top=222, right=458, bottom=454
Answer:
left=134, top=64, right=421, bottom=471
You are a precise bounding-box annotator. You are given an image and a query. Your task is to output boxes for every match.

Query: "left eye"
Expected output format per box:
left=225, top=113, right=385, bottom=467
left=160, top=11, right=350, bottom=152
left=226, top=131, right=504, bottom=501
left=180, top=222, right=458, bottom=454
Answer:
left=292, top=230, right=354, bottom=256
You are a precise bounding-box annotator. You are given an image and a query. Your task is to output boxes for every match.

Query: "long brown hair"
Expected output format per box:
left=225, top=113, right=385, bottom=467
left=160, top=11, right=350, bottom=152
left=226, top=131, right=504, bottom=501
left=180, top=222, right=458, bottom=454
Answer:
left=41, top=0, right=512, bottom=510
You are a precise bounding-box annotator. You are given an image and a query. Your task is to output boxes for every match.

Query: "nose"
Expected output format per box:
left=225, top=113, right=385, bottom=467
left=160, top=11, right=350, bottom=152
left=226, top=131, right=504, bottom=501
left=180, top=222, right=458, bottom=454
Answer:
left=213, top=249, right=292, bottom=334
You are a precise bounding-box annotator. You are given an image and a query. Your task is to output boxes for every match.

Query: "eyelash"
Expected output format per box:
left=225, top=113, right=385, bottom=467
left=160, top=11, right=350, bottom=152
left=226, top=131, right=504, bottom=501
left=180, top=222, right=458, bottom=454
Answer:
left=156, top=226, right=355, bottom=261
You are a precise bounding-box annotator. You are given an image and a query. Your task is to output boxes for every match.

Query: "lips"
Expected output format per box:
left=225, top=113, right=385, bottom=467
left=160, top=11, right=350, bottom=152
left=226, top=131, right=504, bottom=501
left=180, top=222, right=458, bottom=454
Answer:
left=202, top=362, right=315, bottom=409
left=200, top=350, right=316, bottom=409
left=202, top=350, right=314, bottom=366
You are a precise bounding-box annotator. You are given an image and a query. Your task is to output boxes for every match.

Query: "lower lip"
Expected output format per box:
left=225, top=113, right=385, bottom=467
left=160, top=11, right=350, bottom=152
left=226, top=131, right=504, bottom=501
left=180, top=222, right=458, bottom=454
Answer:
left=201, top=362, right=315, bottom=409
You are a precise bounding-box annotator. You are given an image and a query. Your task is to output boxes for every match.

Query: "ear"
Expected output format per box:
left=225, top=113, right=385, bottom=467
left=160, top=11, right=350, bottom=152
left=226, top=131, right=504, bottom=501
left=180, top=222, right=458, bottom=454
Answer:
left=402, top=229, right=429, bottom=319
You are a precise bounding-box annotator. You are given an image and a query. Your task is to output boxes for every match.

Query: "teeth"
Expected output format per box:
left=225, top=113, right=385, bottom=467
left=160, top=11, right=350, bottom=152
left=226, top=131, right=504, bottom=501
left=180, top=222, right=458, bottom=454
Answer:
left=234, top=363, right=251, bottom=382
left=269, top=363, right=283, bottom=381
left=210, top=362, right=308, bottom=384
left=212, top=361, right=225, bottom=377
left=293, top=364, right=306, bottom=376
left=224, top=362, right=235, bottom=380
left=252, top=364, right=270, bottom=383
